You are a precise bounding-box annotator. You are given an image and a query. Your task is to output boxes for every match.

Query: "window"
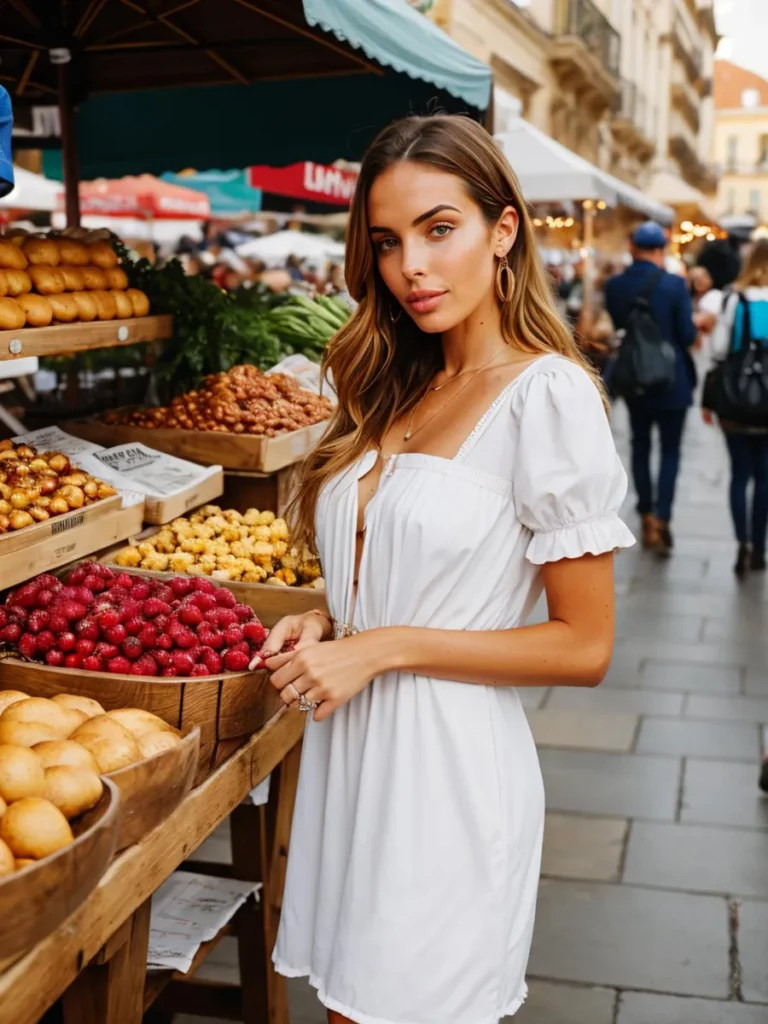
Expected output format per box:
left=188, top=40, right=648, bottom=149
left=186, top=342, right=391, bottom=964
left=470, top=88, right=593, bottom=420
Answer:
left=749, top=189, right=761, bottom=217
left=759, top=134, right=768, bottom=168
left=493, top=87, right=523, bottom=135
left=727, top=135, right=739, bottom=171
left=742, top=88, right=760, bottom=108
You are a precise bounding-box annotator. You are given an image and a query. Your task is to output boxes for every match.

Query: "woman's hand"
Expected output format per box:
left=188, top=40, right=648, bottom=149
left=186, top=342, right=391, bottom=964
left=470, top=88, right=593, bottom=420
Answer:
left=702, top=408, right=714, bottom=426
left=265, top=632, right=387, bottom=722
left=250, top=610, right=331, bottom=669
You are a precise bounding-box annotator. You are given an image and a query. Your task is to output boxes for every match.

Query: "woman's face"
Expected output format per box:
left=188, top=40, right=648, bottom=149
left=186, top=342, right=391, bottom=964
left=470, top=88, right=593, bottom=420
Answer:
left=367, top=161, right=517, bottom=334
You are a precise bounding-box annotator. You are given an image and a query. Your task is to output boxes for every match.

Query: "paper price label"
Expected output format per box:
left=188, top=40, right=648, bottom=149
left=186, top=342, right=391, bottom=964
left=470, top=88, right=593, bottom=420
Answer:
left=12, top=426, right=103, bottom=458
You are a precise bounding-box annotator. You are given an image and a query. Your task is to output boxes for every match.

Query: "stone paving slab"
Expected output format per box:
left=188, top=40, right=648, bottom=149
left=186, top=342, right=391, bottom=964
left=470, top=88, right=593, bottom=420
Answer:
left=510, top=980, right=616, bottom=1023
left=618, top=993, right=768, bottom=1023
left=641, top=661, right=742, bottom=694
left=600, top=648, right=644, bottom=689
left=615, top=610, right=704, bottom=643
left=739, top=899, right=768, bottom=1004
left=681, top=759, right=768, bottom=830
left=624, top=821, right=768, bottom=897
left=539, top=749, right=680, bottom=820
left=548, top=686, right=685, bottom=716
left=635, top=717, right=760, bottom=761
left=542, top=814, right=627, bottom=882
left=618, top=639, right=747, bottom=671
left=528, top=709, right=638, bottom=752
left=702, top=617, right=768, bottom=646
left=528, top=880, right=730, bottom=998
left=685, top=694, right=768, bottom=724
left=744, top=671, right=768, bottom=696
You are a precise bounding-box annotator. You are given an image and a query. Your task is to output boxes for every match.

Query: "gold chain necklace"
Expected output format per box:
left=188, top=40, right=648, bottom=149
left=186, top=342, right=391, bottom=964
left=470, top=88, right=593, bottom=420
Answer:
left=403, top=349, right=507, bottom=442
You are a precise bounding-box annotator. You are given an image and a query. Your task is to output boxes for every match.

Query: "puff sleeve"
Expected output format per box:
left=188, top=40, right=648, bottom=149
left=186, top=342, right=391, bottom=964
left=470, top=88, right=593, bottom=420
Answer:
left=513, top=359, right=635, bottom=564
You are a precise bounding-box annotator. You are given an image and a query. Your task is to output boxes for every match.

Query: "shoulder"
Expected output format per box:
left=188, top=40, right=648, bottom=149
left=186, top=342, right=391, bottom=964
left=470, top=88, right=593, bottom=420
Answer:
left=511, top=354, right=602, bottom=421
left=699, top=289, right=724, bottom=313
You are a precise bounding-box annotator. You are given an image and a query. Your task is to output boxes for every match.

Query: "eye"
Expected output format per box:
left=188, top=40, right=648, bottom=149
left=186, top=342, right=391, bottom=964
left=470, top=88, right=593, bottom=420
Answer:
left=429, top=222, right=454, bottom=239
left=375, top=237, right=399, bottom=254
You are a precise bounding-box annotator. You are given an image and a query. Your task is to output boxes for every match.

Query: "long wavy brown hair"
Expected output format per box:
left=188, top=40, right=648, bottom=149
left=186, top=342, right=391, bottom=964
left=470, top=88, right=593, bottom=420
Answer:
left=292, top=114, right=600, bottom=545
left=735, top=237, right=768, bottom=289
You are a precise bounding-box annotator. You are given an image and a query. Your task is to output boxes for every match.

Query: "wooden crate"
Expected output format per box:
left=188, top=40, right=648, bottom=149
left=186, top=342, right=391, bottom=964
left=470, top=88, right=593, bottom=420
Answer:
left=0, top=315, right=173, bottom=362
left=0, top=498, right=145, bottom=591
left=0, top=660, right=283, bottom=786
left=67, top=416, right=327, bottom=473
left=142, top=467, right=224, bottom=525
left=0, top=778, right=119, bottom=969
left=221, top=460, right=304, bottom=517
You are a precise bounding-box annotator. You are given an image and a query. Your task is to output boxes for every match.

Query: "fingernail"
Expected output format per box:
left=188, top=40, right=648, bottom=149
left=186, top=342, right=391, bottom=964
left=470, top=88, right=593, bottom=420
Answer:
left=260, top=650, right=274, bottom=659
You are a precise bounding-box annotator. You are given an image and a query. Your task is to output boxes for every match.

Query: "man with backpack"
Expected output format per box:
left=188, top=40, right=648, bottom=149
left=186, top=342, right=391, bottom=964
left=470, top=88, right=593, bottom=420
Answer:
left=605, top=222, right=697, bottom=556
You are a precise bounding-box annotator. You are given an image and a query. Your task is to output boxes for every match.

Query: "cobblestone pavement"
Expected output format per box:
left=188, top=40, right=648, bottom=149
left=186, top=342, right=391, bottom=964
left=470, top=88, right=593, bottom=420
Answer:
left=178, top=403, right=768, bottom=1024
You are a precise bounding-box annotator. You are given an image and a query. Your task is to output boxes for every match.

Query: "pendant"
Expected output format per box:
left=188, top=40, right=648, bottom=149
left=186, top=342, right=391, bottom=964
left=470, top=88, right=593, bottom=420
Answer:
left=404, top=430, right=412, bottom=440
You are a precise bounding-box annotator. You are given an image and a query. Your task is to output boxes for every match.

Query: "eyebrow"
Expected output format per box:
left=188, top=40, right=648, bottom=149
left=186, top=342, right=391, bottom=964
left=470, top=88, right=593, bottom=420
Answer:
left=369, top=204, right=461, bottom=235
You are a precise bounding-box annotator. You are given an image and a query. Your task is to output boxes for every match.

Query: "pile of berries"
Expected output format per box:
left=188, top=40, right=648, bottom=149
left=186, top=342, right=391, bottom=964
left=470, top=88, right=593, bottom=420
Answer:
left=0, top=563, right=268, bottom=677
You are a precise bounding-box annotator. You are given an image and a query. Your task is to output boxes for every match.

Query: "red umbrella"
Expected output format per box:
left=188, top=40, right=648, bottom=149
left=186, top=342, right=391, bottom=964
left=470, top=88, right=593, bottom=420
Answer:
left=63, top=174, right=211, bottom=220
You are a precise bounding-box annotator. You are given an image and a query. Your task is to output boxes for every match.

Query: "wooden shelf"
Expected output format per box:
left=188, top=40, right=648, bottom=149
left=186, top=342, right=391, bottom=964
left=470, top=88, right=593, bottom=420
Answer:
left=0, top=315, right=173, bottom=361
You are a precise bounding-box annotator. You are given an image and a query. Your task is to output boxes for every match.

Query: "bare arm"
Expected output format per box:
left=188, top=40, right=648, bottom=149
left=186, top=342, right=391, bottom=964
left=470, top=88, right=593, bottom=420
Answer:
left=266, top=552, right=616, bottom=721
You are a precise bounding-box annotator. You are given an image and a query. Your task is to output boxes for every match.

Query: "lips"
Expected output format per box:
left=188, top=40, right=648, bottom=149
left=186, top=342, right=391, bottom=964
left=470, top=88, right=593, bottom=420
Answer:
left=406, top=290, right=447, bottom=314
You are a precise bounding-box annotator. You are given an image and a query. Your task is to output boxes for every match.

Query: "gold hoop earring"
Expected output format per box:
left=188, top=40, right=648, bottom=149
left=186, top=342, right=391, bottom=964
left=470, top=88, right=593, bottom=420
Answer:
left=390, top=303, right=402, bottom=324
left=495, top=255, right=515, bottom=304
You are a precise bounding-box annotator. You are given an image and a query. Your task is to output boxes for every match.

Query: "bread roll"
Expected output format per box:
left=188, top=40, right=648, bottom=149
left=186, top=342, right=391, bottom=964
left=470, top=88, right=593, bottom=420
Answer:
left=16, top=294, right=53, bottom=328
left=111, top=290, right=133, bottom=319
left=3, top=269, right=32, bottom=296
left=104, top=267, right=129, bottom=290
left=0, top=298, right=25, bottom=331
left=86, top=241, right=118, bottom=269
left=58, top=265, right=85, bottom=291
left=80, top=265, right=108, bottom=290
left=56, top=239, right=89, bottom=266
left=0, top=241, right=28, bottom=270
left=91, top=290, right=117, bottom=320
left=28, top=266, right=65, bottom=295
left=125, top=288, right=150, bottom=317
left=48, top=294, right=79, bottom=323
left=22, top=238, right=60, bottom=267
left=71, top=291, right=98, bottom=322
left=0, top=271, right=7, bottom=298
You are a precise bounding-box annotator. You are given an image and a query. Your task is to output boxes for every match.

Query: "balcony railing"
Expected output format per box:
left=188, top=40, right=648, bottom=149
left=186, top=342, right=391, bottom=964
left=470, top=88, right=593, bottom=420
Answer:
left=672, top=15, right=703, bottom=81
left=613, top=79, right=655, bottom=146
left=555, top=0, right=621, bottom=79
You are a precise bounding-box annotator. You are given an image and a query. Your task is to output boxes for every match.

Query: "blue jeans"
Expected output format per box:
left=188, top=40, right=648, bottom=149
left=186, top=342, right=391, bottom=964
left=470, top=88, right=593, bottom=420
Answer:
left=627, top=406, right=688, bottom=523
left=725, top=432, right=768, bottom=554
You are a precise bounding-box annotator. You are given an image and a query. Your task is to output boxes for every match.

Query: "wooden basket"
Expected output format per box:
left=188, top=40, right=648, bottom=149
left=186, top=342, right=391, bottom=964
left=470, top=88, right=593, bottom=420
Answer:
left=0, top=778, right=119, bottom=967
left=107, top=725, right=200, bottom=852
left=66, top=415, right=328, bottom=473
left=0, top=661, right=281, bottom=786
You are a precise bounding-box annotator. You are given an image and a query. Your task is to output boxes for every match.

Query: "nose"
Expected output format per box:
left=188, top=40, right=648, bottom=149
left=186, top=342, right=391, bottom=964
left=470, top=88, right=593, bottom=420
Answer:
left=400, top=237, right=427, bottom=282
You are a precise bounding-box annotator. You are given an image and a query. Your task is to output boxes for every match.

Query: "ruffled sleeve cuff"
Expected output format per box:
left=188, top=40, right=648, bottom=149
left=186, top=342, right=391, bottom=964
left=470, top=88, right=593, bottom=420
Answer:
left=526, top=513, right=636, bottom=566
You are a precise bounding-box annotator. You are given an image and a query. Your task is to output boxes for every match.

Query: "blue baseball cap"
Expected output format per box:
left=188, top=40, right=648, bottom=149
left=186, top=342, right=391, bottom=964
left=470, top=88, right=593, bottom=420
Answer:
left=0, top=86, right=13, bottom=199
left=631, top=221, right=668, bottom=250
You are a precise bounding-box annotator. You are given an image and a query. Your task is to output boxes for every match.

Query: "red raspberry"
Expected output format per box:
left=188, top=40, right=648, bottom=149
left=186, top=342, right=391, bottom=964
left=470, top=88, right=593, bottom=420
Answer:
left=138, top=624, right=158, bottom=648
left=105, top=624, right=127, bottom=645
left=121, top=636, right=143, bottom=661
left=82, top=573, right=106, bottom=592
left=154, top=613, right=170, bottom=631
left=243, top=621, right=267, bottom=646
left=144, top=598, right=171, bottom=618
left=74, top=587, right=95, bottom=606
left=107, top=656, right=132, bottom=674
left=201, top=649, right=222, bottom=674
left=12, top=583, right=41, bottom=608
left=224, top=624, right=244, bottom=646
left=64, top=653, right=82, bottom=669
left=58, top=586, right=80, bottom=602
left=151, top=648, right=173, bottom=668
left=169, top=577, right=194, bottom=597
left=179, top=605, right=203, bottom=627
left=67, top=565, right=89, bottom=585
left=223, top=648, right=249, bottom=672
left=171, top=651, right=195, bottom=675
left=214, top=588, right=237, bottom=609
left=27, top=610, right=50, bottom=633
left=132, top=654, right=158, bottom=677
left=152, top=584, right=174, bottom=604
left=156, top=633, right=173, bottom=650
left=35, top=588, right=56, bottom=608
left=215, top=608, right=238, bottom=629
left=77, top=617, right=100, bottom=641
left=190, top=593, right=216, bottom=613
left=161, top=667, right=179, bottom=677
left=130, top=581, right=151, bottom=600
left=233, top=603, right=253, bottom=622
left=191, top=578, right=216, bottom=594
left=170, top=627, right=196, bottom=649
left=57, top=631, right=77, bottom=652
left=94, top=642, right=119, bottom=660
left=17, top=633, right=37, bottom=659
left=191, top=663, right=210, bottom=676
left=76, top=639, right=96, bottom=656
left=0, top=609, right=7, bottom=629
left=0, top=623, right=22, bottom=644
left=99, top=609, right=121, bottom=630
left=118, top=598, right=142, bottom=621
left=46, top=650, right=66, bottom=667
left=48, top=612, right=69, bottom=633
left=58, top=600, right=87, bottom=623
left=35, top=630, right=55, bottom=653
left=83, top=655, right=105, bottom=672
left=124, top=617, right=145, bottom=637
left=114, top=572, right=135, bottom=589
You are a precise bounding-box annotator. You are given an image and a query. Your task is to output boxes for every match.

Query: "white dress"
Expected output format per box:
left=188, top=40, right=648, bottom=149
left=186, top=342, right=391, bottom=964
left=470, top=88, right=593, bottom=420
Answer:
left=273, top=355, right=635, bottom=1024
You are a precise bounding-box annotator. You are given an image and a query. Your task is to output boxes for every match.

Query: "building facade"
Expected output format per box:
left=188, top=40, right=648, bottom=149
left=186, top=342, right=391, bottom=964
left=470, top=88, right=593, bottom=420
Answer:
left=713, top=59, right=768, bottom=224
left=429, top=0, right=718, bottom=203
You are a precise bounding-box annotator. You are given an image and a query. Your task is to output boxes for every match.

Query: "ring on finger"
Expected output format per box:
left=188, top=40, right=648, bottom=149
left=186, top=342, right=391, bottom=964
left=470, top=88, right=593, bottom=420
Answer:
left=297, top=694, right=318, bottom=713
left=284, top=683, right=300, bottom=704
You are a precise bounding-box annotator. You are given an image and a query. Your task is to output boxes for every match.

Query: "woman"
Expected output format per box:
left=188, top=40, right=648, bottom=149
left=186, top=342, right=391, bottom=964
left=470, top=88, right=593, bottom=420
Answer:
left=707, top=239, right=768, bottom=576
left=262, top=115, right=635, bottom=1024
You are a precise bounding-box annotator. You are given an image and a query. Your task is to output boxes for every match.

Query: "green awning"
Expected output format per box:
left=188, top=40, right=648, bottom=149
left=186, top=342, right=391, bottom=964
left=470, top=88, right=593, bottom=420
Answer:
left=302, top=0, right=492, bottom=111
left=160, top=171, right=262, bottom=216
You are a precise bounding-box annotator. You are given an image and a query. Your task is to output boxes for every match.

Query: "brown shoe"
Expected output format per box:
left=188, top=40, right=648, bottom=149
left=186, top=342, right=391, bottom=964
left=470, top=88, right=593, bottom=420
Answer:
left=654, top=521, right=673, bottom=558
left=641, top=514, right=660, bottom=549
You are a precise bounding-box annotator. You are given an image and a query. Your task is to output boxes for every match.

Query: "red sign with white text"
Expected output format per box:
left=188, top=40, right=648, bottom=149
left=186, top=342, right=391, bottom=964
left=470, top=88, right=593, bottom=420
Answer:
left=247, top=162, right=358, bottom=207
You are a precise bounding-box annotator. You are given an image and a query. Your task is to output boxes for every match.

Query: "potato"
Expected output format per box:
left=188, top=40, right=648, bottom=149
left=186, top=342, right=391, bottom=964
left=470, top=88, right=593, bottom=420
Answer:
left=0, top=691, right=29, bottom=715
left=138, top=731, right=181, bottom=760
left=51, top=694, right=105, bottom=720
left=0, top=837, right=14, bottom=877
left=106, top=708, right=177, bottom=739
left=0, top=721, right=63, bottom=749
left=14, top=858, right=36, bottom=871
left=0, top=797, right=73, bottom=859
left=70, top=716, right=141, bottom=773
left=44, top=766, right=103, bottom=820
left=2, top=697, right=71, bottom=736
left=0, top=744, right=46, bottom=802
left=32, top=740, right=99, bottom=773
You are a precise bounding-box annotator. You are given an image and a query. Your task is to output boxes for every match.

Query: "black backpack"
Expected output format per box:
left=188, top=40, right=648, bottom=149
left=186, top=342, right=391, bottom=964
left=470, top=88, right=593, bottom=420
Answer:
left=608, top=268, right=677, bottom=399
left=703, top=294, right=768, bottom=427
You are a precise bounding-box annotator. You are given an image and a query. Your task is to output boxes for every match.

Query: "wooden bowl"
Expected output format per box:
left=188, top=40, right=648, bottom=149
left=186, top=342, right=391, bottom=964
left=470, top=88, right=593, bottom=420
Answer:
left=107, top=725, right=200, bottom=852
left=0, top=777, right=119, bottom=965
left=0, top=661, right=280, bottom=785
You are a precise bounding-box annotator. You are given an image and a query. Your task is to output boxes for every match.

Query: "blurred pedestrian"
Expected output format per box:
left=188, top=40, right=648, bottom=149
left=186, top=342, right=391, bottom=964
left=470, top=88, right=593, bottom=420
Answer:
left=706, top=239, right=768, bottom=577
left=605, top=222, right=697, bottom=555
left=690, top=265, right=724, bottom=356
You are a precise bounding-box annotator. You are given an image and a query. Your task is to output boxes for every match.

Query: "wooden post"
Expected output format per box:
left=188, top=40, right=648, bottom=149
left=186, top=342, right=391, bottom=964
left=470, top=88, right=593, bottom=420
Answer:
left=57, top=59, right=80, bottom=228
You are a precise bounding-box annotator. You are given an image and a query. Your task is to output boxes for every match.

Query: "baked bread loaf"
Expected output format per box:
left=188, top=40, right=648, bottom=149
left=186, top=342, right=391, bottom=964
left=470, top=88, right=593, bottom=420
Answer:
left=71, top=291, right=98, bottom=322
left=0, top=297, right=26, bottom=330
left=125, top=288, right=150, bottom=317
left=28, top=266, right=66, bottom=295
left=87, top=241, right=118, bottom=269
left=111, top=290, right=133, bottom=319
left=48, top=294, right=79, bottom=323
left=3, top=269, right=32, bottom=296
left=56, top=239, right=89, bottom=266
left=22, top=238, right=60, bottom=267
left=92, top=290, right=117, bottom=320
left=58, top=266, right=85, bottom=291
left=0, top=241, right=28, bottom=271
left=15, top=294, right=53, bottom=327
left=80, top=266, right=108, bottom=290
left=104, top=267, right=129, bottom=290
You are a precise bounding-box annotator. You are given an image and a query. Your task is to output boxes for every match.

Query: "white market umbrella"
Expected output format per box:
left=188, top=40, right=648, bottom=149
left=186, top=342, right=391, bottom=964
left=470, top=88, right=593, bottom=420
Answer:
left=0, top=166, right=61, bottom=212
left=237, top=229, right=345, bottom=266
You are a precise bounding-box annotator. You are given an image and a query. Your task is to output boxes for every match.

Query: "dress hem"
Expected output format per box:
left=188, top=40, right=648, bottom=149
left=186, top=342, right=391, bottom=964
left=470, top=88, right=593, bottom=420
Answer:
left=272, top=956, right=528, bottom=1024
